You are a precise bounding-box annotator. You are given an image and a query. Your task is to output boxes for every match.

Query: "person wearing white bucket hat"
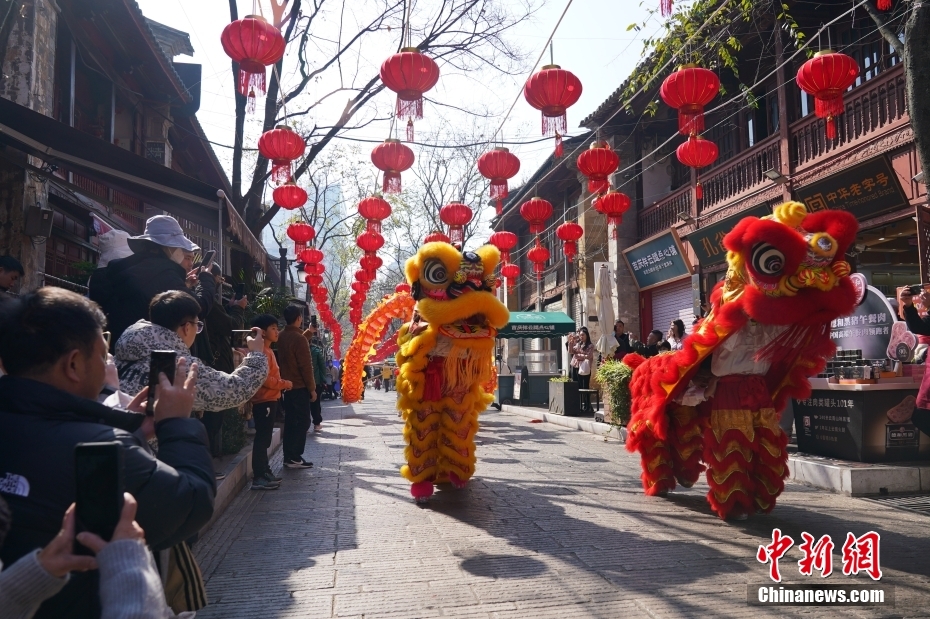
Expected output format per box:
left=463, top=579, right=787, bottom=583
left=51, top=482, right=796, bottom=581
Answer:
left=88, top=230, right=133, bottom=312
left=100, top=216, right=216, bottom=350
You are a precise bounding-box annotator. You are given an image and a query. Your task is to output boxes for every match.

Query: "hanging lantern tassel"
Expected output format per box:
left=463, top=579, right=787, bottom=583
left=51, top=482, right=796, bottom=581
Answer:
left=383, top=171, right=402, bottom=194
left=695, top=179, right=703, bottom=201
left=406, top=119, right=415, bottom=143
left=554, top=132, right=564, bottom=158
left=495, top=200, right=504, bottom=216
left=271, top=159, right=293, bottom=185
left=563, top=241, right=577, bottom=261
left=877, top=0, right=891, bottom=9
left=815, top=95, right=845, bottom=140
left=825, top=115, right=837, bottom=140
left=247, top=88, right=257, bottom=114
left=608, top=214, right=622, bottom=240
left=661, top=0, right=673, bottom=16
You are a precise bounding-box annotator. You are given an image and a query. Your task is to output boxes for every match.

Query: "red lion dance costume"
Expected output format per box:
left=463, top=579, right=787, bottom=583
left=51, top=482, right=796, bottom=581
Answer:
left=625, top=202, right=858, bottom=520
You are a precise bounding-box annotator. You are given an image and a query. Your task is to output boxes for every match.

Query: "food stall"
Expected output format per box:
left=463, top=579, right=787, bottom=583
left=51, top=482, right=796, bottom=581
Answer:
left=793, top=275, right=928, bottom=462
left=492, top=312, right=576, bottom=409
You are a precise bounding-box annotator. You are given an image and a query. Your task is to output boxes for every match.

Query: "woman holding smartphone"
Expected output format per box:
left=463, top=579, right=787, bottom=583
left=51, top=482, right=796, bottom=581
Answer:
left=569, top=327, right=596, bottom=392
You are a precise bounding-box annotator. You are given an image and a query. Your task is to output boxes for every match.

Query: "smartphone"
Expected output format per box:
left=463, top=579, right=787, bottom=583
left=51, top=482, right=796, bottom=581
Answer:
left=907, top=285, right=925, bottom=295
left=235, top=282, right=246, bottom=300
left=200, top=249, right=216, bottom=271
left=232, top=329, right=253, bottom=349
left=74, top=442, right=124, bottom=555
left=146, top=351, right=177, bottom=416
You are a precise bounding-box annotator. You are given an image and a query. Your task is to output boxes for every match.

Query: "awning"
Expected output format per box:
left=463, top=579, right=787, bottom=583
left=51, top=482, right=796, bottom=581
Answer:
left=0, top=96, right=274, bottom=273
left=496, top=312, right=577, bottom=339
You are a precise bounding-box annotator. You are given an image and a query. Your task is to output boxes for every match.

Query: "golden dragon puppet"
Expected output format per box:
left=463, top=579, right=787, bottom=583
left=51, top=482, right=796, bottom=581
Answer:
left=624, top=202, right=858, bottom=520
left=395, top=242, right=509, bottom=502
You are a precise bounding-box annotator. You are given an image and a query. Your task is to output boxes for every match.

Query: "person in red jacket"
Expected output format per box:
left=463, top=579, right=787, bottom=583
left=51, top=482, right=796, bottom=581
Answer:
left=249, top=314, right=292, bottom=490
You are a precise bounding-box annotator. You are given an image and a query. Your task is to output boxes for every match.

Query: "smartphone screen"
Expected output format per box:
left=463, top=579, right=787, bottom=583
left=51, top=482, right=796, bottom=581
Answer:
left=235, top=283, right=246, bottom=300
left=200, top=249, right=216, bottom=270
left=146, top=351, right=177, bottom=416
left=232, top=330, right=252, bottom=349
left=74, top=442, right=124, bottom=554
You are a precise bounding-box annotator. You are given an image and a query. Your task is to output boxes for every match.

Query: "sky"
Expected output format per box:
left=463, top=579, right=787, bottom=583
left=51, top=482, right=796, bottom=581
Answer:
left=135, top=0, right=661, bottom=188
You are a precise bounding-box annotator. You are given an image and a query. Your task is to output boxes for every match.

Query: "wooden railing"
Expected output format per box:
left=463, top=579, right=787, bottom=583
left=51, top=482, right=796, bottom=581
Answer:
left=790, top=63, right=907, bottom=170
left=638, top=63, right=908, bottom=239
left=639, top=185, right=690, bottom=240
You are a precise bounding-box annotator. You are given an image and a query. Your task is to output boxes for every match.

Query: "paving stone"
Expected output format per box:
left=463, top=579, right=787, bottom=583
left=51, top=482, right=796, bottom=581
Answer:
left=194, top=390, right=930, bottom=618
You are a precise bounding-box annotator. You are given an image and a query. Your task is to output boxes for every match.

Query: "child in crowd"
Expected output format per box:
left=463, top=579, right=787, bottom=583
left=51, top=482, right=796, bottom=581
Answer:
left=249, top=314, right=292, bottom=490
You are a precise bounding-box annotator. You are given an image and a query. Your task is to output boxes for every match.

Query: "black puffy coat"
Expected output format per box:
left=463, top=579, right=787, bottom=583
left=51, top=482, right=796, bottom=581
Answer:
left=0, top=376, right=215, bottom=619
left=101, top=248, right=215, bottom=349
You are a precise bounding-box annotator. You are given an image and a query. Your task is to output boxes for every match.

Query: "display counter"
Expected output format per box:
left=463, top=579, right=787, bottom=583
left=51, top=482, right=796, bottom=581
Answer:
left=794, top=380, right=928, bottom=462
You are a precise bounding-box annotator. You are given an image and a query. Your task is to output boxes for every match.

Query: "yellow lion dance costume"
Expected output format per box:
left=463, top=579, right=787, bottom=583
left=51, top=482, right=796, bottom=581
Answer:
left=625, top=202, right=858, bottom=520
left=395, top=242, right=509, bottom=502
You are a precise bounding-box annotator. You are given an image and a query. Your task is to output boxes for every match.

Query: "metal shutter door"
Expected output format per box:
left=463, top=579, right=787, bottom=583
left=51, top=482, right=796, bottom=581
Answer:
left=651, top=279, right=694, bottom=336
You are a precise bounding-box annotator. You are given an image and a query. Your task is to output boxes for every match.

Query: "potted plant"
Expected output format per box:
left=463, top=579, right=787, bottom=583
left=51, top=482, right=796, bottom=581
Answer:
left=595, top=359, right=633, bottom=427
left=548, top=375, right=580, bottom=416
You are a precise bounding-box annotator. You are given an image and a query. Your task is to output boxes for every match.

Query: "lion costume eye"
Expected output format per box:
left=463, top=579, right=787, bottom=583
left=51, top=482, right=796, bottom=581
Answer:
left=751, top=243, right=785, bottom=276
left=422, top=259, right=448, bottom=285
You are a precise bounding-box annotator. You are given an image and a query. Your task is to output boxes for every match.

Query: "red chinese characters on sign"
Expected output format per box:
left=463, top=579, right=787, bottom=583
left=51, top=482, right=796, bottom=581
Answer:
left=757, top=528, right=795, bottom=583
left=798, top=533, right=835, bottom=578
left=841, top=531, right=883, bottom=581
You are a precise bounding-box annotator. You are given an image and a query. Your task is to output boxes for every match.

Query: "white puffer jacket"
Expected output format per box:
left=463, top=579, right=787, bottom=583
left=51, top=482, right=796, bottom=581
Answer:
left=115, top=320, right=268, bottom=412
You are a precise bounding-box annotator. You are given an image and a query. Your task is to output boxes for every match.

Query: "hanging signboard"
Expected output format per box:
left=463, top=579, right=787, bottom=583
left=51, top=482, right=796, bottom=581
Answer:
left=687, top=203, right=771, bottom=267
left=621, top=228, right=693, bottom=291
left=794, top=156, right=909, bottom=221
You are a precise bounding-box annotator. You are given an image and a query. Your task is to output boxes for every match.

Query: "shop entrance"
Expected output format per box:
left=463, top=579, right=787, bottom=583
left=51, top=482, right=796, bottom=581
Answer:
left=852, top=216, right=919, bottom=298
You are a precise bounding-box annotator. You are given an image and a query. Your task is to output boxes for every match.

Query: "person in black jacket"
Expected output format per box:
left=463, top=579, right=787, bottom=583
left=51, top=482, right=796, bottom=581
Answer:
left=897, top=287, right=930, bottom=438
left=100, top=215, right=215, bottom=350
left=0, top=287, right=214, bottom=619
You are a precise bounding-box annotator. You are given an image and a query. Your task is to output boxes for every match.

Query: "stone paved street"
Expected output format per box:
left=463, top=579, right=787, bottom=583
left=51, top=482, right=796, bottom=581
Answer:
left=194, top=390, right=930, bottom=618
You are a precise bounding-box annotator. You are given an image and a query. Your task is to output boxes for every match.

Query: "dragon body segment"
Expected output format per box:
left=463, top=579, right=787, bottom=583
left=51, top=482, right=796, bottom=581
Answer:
left=626, top=202, right=858, bottom=520
left=395, top=242, right=509, bottom=501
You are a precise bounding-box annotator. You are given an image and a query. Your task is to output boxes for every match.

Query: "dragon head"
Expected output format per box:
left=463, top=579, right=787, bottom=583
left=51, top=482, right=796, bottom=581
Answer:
left=405, top=242, right=509, bottom=337
left=719, top=201, right=858, bottom=325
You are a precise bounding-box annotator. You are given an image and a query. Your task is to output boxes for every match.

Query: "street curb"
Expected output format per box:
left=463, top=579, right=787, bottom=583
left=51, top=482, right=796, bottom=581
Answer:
left=501, top=404, right=627, bottom=441
left=200, top=427, right=281, bottom=535
left=502, top=404, right=930, bottom=497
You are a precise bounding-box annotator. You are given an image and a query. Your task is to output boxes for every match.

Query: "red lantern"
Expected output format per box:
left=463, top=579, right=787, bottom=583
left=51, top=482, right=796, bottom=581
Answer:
left=313, top=288, right=328, bottom=303
left=395, top=282, right=411, bottom=294
left=357, top=196, right=392, bottom=234
left=593, top=191, right=631, bottom=239
left=286, top=223, right=315, bottom=256
left=796, top=51, right=859, bottom=140
left=351, top=282, right=368, bottom=294
left=523, top=65, right=583, bottom=156
left=488, top=231, right=518, bottom=264
left=259, top=126, right=306, bottom=184
left=299, top=247, right=324, bottom=265
left=500, top=262, right=520, bottom=290
left=660, top=65, right=720, bottom=136
left=355, top=269, right=374, bottom=283
left=272, top=182, right=307, bottom=210
left=360, top=253, right=383, bottom=273
left=304, top=262, right=325, bottom=276
left=556, top=222, right=584, bottom=261
left=576, top=142, right=620, bottom=195
left=423, top=231, right=451, bottom=244
left=379, top=48, right=440, bottom=141
left=356, top=230, right=385, bottom=253
left=877, top=0, right=891, bottom=9
left=371, top=140, right=415, bottom=194
left=220, top=16, right=285, bottom=110
left=439, top=202, right=473, bottom=247
left=306, top=274, right=323, bottom=287
left=520, top=197, right=553, bottom=234
left=676, top=136, right=719, bottom=200
left=477, top=148, right=521, bottom=215
left=527, top=239, right=550, bottom=280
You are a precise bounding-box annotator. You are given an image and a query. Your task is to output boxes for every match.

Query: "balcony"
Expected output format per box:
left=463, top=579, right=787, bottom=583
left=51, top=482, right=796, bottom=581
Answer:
left=638, top=63, right=909, bottom=239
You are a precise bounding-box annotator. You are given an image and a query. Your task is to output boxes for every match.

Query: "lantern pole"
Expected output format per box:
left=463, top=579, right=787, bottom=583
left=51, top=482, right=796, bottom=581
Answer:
left=279, top=247, right=288, bottom=291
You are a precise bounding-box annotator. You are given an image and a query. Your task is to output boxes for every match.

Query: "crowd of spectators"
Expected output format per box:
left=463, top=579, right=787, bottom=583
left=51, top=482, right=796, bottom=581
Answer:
left=0, top=214, right=328, bottom=618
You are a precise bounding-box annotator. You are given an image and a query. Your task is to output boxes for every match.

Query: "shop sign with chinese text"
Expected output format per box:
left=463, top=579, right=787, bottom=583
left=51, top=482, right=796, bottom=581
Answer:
left=621, top=228, right=693, bottom=290
left=688, top=203, right=771, bottom=267
left=794, top=156, right=909, bottom=220
left=830, top=282, right=895, bottom=361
